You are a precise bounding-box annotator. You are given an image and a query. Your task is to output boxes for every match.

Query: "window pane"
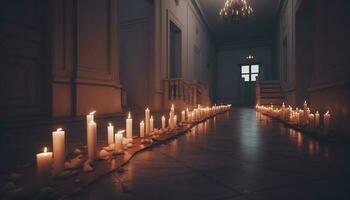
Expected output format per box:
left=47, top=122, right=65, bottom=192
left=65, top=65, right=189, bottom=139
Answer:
left=241, top=74, right=250, bottom=82
left=251, top=74, right=258, bottom=81
left=241, top=65, right=249, bottom=74
left=251, top=65, right=259, bottom=73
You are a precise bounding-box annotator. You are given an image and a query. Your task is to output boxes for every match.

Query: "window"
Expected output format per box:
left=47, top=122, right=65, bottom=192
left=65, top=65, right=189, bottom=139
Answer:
left=241, top=64, right=260, bottom=82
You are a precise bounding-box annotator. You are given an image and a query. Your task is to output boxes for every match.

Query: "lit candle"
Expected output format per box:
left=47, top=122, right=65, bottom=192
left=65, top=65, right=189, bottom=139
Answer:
left=162, top=116, right=166, bottom=129
left=181, top=110, right=185, bottom=122
left=150, top=116, right=154, bottom=133
left=87, top=120, right=97, bottom=161
left=36, top=147, right=53, bottom=181
left=174, top=115, right=177, bottom=126
left=86, top=111, right=96, bottom=132
left=170, top=104, right=175, bottom=129
left=315, top=111, right=320, bottom=128
left=107, top=123, right=114, bottom=145
left=323, top=111, right=330, bottom=130
left=309, top=114, right=315, bottom=128
left=140, top=121, right=145, bottom=138
left=114, top=130, right=124, bottom=152
left=145, top=108, right=150, bottom=135
left=52, top=128, right=65, bottom=175
left=126, top=112, right=133, bottom=142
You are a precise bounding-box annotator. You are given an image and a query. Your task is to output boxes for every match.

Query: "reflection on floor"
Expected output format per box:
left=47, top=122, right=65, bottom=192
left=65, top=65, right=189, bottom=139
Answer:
left=75, top=109, right=350, bottom=199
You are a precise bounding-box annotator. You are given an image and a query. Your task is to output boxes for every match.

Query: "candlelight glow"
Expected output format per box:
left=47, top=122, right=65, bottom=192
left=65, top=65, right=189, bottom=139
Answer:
left=128, top=112, right=131, bottom=118
left=109, top=122, right=112, bottom=126
left=325, top=110, right=330, bottom=115
left=43, top=147, right=47, bottom=153
left=89, top=111, right=96, bottom=115
left=117, top=130, right=125, bottom=134
left=57, top=128, right=62, bottom=131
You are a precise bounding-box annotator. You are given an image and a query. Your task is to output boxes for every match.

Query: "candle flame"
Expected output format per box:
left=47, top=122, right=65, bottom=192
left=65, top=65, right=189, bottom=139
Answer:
left=89, top=111, right=96, bottom=115
left=57, top=128, right=62, bottom=131
left=316, top=111, right=319, bottom=114
left=117, top=130, right=125, bottom=134
left=162, top=115, right=165, bottom=119
left=150, top=116, right=153, bottom=119
left=44, top=147, right=47, bottom=153
left=146, top=108, right=149, bottom=111
left=325, top=110, right=330, bottom=115
left=109, top=122, right=112, bottom=126
left=141, top=120, right=144, bottom=123
left=128, top=112, right=131, bottom=118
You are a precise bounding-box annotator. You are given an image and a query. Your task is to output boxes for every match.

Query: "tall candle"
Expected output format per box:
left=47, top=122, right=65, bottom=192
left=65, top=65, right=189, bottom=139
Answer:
left=181, top=110, right=185, bottom=122
left=315, top=111, right=320, bottom=128
left=170, top=104, right=175, bottom=129
left=145, top=108, right=150, bottom=135
left=323, top=111, right=330, bottom=130
left=309, top=114, right=315, bottom=128
left=36, top=147, right=53, bottom=181
left=87, top=120, right=97, bottom=161
left=150, top=116, right=154, bottom=133
left=107, top=123, right=114, bottom=145
left=126, top=112, right=133, bottom=142
left=140, top=121, right=145, bottom=138
left=174, top=115, right=177, bottom=126
left=162, top=116, right=166, bottom=129
left=52, top=128, right=65, bottom=175
left=114, top=130, right=124, bottom=152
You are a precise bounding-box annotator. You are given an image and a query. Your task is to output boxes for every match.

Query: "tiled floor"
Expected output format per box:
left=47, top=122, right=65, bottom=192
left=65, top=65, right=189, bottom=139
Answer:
left=73, top=109, right=349, bottom=199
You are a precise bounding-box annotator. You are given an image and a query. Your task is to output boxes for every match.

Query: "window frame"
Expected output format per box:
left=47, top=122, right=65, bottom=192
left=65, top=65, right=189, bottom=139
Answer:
left=239, top=63, right=261, bottom=82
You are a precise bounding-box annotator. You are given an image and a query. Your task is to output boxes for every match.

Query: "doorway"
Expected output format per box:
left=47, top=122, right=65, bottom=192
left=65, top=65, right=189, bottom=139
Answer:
left=240, top=63, right=260, bottom=106
left=169, top=21, right=182, bottom=78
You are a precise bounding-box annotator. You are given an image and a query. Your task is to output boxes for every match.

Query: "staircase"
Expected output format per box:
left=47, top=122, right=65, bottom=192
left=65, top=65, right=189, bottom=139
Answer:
left=256, top=80, right=285, bottom=106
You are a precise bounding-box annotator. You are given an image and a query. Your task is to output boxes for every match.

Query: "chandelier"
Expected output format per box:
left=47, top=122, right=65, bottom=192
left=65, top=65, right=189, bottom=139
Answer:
left=219, top=0, right=254, bottom=22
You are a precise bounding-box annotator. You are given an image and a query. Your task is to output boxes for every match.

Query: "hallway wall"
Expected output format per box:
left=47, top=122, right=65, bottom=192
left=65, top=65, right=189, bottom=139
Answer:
left=216, top=40, right=273, bottom=105
left=275, top=0, right=350, bottom=135
left=52, top=0, right=121, bottom=117
left=160, top=0, right=215, bottom=89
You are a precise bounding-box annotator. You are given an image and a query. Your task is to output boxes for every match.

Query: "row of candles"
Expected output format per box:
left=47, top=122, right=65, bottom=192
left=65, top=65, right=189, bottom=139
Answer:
left=36, top=104, right=231, bottom=180
left=255, top=101, right=331, bottom=130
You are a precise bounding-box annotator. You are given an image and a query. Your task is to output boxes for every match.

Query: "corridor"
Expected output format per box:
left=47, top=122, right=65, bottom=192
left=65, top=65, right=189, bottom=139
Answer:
left=78, top=109, right=350, bottom=200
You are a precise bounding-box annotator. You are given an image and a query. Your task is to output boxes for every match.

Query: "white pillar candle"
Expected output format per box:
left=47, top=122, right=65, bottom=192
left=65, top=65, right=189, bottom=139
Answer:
left=140, top=121, right=145, bottom=138
left=181, top=110, right=185, bottom=122
left=315, top=111, right=320, bottom=128
left=174, top=115, right=177, bottom=126
left=114, top=131, right=124, bottom=152
left=52, top=128, right=65, bottom=175
left=161, top=116, right=166, bottom=129
left=126, top=112, right=133, bottom=142
left=36, top=147, right=53, bottom=181
left=107, top=123, right=114, bottom=145
left=145, top=108, right=150, bottom=135
left=87, top=121, right=97, bottom=161
left=150, top=116, right=154, bottom=133
left=323, top=111, right=330, bottom=130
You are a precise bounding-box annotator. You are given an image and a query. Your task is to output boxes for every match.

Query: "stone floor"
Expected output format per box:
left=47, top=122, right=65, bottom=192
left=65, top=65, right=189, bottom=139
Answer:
left=73, top=108, right=350, bottom=200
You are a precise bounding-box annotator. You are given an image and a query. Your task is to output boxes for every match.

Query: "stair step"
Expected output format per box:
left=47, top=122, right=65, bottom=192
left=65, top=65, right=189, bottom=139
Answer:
left=260, top=98, right=285, bottom=105
left=260, top=93, right=285, bottom=98
left=260, top=88, right=282, bottom=93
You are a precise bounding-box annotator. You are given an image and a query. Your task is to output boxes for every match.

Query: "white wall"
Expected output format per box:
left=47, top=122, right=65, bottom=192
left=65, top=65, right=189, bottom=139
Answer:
left=216, top=41, right=272, bottom=104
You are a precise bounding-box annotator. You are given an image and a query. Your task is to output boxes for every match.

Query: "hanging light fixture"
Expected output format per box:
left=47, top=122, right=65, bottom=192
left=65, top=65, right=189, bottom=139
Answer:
left=219, top=0, right=254, bottom=22
left=246, top=53, right=254, bottom=60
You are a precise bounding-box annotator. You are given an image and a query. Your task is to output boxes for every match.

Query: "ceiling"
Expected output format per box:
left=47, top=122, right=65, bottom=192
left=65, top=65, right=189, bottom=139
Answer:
left=195, top=0, right=281, bottom=44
